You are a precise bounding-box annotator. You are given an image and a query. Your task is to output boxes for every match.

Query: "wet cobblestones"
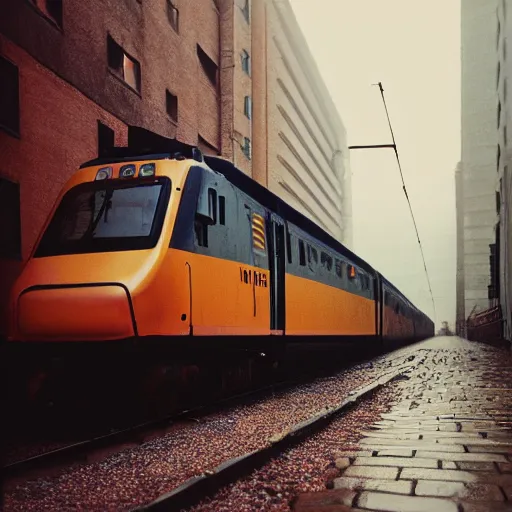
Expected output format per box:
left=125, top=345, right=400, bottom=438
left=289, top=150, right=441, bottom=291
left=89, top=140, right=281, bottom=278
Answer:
left=293, top=337, right=512, bottom=512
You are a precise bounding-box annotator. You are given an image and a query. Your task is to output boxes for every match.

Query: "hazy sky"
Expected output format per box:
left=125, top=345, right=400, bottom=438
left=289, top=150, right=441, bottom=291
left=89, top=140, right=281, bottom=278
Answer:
left=290, top=0, right=461, bottom=328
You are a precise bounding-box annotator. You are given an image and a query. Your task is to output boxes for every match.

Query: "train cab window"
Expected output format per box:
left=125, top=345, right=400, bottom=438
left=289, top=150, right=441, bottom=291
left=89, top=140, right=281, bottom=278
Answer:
left=335, top=259, right=343, bottom=278
left=35, top=179, right=170, bottom=257
left=299, top=239, right=306, bottom=266
left=321, top=251, right=333, bottom=272
left=218, top=195, right=225, bottom=225
left=286, top=229, right=292, bottom=263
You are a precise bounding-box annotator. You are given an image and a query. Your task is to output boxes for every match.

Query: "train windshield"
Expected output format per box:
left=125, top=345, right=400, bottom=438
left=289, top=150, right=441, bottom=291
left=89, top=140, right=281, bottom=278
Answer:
left=34, top=178, right=170, bottom=257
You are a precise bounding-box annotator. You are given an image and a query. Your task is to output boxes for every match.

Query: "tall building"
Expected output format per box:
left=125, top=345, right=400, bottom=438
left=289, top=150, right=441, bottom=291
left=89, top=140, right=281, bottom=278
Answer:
left=0, top=0, right=350, bottom=336
left=455, top=162, right=466, bottom=336
left=459, top=0, right=499, bottom=325
left=497, top=0, right=512, bottom=341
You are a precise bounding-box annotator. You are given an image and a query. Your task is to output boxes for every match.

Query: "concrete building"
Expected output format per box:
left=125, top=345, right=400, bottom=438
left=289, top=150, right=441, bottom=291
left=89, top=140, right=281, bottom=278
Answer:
left=497, top=0, right=512, bottom=340
left=220, top=0, right=351, bottom=245
left=0, top=0, right=350, bottom=335
left=455, top=162, right=466, bottom=336
left=459, top=0, right=499, bottom=326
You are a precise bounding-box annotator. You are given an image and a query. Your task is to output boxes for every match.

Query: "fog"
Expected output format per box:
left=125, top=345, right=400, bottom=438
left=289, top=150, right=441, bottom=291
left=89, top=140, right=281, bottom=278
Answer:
left=290, top=0, right=461, bottom=328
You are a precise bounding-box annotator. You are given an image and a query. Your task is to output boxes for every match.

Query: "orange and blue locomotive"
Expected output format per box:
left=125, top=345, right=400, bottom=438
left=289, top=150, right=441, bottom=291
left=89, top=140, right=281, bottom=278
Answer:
left=5, top=127, right=434, bottom=407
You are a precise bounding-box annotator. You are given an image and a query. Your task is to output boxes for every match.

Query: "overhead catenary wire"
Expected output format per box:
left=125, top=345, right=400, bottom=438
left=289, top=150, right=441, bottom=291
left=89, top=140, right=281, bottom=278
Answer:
left=374, top=82, right=437, bottom=323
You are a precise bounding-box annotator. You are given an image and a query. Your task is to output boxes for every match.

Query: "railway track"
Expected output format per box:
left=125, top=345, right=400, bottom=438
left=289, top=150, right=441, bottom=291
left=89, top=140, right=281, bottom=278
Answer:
left=2, top=377, right=300, bottom=484
left=134, top=356, right=423, bottom=511
left=3, top=345, right=423, bottom=510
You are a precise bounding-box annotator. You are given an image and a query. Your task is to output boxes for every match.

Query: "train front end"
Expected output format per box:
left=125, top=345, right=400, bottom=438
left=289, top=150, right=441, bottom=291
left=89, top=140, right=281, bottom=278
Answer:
left=8, top=157, right=192, bottom=346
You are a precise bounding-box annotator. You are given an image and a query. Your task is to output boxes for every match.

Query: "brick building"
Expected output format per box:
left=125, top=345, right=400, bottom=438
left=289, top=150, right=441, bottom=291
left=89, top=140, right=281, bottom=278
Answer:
left=0, top=0, right=351, bottom=336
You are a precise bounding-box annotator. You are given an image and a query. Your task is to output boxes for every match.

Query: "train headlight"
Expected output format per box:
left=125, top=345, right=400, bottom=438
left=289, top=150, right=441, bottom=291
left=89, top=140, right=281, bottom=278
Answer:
left=95, top=167, right=112, bottom=180
left=139, top=163, right=156, bottom=177
left=120, top=164, right=136, bottom=178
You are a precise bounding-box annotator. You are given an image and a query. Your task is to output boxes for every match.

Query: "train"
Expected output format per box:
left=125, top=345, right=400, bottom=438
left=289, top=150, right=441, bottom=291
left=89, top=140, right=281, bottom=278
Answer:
left=4, top=126, right=434, bottom=412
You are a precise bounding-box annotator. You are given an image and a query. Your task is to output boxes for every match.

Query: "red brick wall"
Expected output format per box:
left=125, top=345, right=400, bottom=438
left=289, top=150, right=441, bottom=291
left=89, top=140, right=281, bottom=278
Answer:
left=0, top=0, right=221, bottom=148
left=0, top=37, right=128, bottom=335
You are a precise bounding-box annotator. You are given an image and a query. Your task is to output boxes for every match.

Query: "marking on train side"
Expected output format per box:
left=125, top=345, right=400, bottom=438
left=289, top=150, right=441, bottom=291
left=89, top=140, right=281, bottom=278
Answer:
left=240, top=267, right=268, bottom=288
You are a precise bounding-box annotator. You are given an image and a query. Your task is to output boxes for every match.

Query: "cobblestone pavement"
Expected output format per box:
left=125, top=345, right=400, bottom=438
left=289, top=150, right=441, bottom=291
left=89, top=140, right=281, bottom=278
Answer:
left=293, top=337, right=512, bottom=512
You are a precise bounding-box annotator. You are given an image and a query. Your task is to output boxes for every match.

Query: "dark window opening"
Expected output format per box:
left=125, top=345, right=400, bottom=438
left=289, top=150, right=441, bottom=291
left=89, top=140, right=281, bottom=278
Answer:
left=167, top=0, right=179, bottom=32
left=195, top=221, right=208, bottom=247
left=35, top=179, right=170, bottom=257
left=335, top=259, right=343, bottom=278
left=31, top=0, right=63, bottom=27
left=321, top=251, right=333, bottom=272
left=498, top=61, right=501, bottom=89
left=242, top=0, right=250, bottom=23
left=166, top=90, right=178, bottom=122
left=208, top=188, right=217, bottom=224
left=107, top=35, right=141, bottom=92
left=97, top=121, right=115, bottom=158
left=244, top=95, right=252, bottom=119
left=497, top=189, right=501, bottom=215
left=498, top=144, right=501, bottom=170
left=498, top=101, right=502, bottom=128
left=241, top=49, right=251, bottom=76
left=197, top=45, right=218, bottom=87
left=219, top=195, right=225, bottom=225
left=299, top=239, right=306, bottom=266
left=307, top=244, right=318, bottom=270
left=0, top=178, right=22, bottom=259
left=286, top=230, right=292, bottom=264
left=0, top=57, right=20, bottom=137
left=242, top=137, right=251, bottom=160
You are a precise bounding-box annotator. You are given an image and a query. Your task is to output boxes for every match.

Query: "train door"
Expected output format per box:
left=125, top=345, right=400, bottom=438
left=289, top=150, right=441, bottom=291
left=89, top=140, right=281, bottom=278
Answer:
left=267, top=213, right=286, bottom=333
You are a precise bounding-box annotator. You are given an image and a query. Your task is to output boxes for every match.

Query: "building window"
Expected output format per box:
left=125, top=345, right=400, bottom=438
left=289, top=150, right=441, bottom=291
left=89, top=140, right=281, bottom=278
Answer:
left=197, top=45, right=218, bottom=87
left=167, top=0, right=179, bottom=33
left=242, top=137, right=251, bottom=159
left=0, top=178, right=22, bottom=259
left=241, top=50, right=251, bottom=76
left=498, top=143, right=501, bottom=170
left=244, top=95, right=252, bottom=119
left=166, top=90, right=178, bottom=122
left=498, top=101, right=502, bottom=128
left=107, top=35, right=141, bottom=93
left=30, top=0, right=63, bottom=27
left=497, top=61, right=501, bottom=89
left=241, top=0, right=250, bottom=23
left=97, top=121, right=115, bottom=157
left=0, top=57, right=20, bottom=137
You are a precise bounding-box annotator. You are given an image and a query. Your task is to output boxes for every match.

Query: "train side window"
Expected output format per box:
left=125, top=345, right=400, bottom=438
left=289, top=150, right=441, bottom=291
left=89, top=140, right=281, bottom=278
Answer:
left=194, top=220, right=208, bottom=247
left=299, top=239, right=306, bottom=266
left=218, top=195, right=225, bottom=225
left=307, top=244, right=318, bottom=268
left=348, top=265, right=356, bottom=281
left=286, top=229, right=292, bottom=263
left=321, top=251, right=333, bottom=271
left=335, top=259, right=343, bottom=278
left=208, top=188, right=217, bottom=224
